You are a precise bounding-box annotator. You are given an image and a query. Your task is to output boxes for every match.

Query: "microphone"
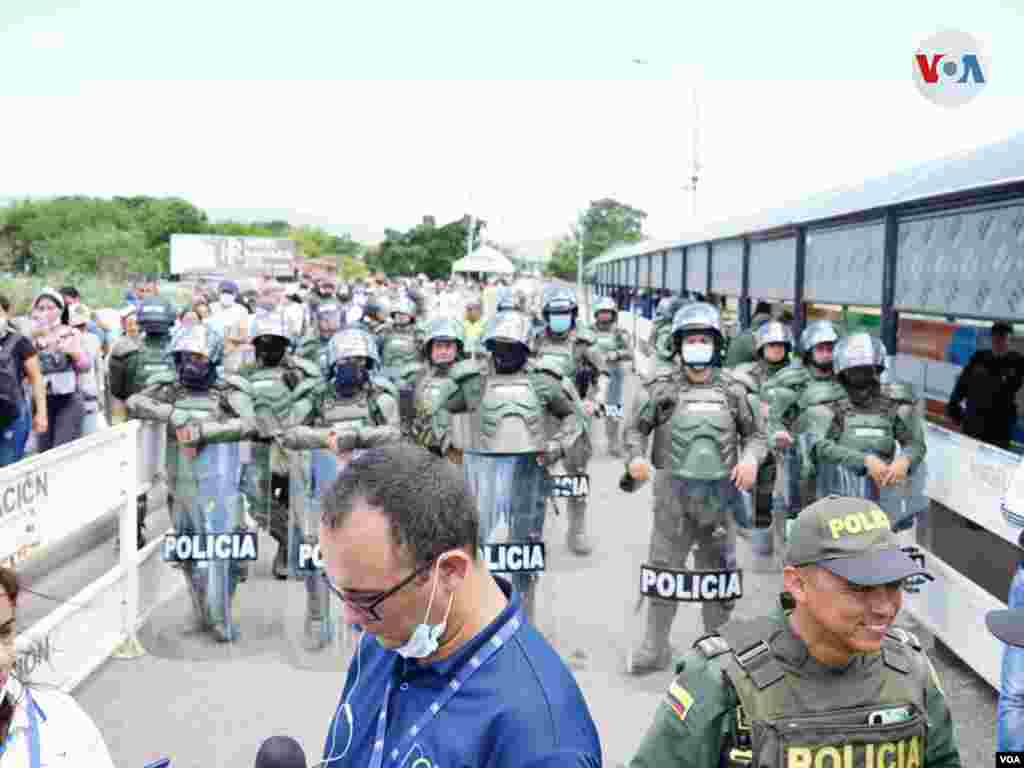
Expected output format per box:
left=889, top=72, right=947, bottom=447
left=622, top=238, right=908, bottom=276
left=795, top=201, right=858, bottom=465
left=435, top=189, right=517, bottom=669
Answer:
left=255, top=736, right=308, bottom=768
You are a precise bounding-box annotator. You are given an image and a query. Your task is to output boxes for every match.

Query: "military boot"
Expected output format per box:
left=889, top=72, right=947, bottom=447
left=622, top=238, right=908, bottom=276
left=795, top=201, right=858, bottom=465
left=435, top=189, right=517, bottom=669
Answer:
left=181, top=566, right=209, bottom=635
left=566, top=500, right=593, bottom=556
left=272, top=542, right=289, bottom=580
left=605, top=418, right=622, bottom=457
left=304, top=580, right=331, bottom=651
left=210, top=580, right=242, bottom=643
left=629, top=601, right=678, bottom=674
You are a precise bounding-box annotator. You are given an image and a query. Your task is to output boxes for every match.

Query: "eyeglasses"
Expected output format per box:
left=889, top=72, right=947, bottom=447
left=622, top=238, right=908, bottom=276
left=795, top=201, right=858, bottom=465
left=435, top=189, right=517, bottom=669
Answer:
left=321, top=560, right=435, bottom=622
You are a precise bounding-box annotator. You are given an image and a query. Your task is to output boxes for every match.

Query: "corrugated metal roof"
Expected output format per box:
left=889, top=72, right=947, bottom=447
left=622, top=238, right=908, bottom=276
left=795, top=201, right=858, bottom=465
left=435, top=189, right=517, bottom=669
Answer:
left=592, top=129, right=1024, bottom=264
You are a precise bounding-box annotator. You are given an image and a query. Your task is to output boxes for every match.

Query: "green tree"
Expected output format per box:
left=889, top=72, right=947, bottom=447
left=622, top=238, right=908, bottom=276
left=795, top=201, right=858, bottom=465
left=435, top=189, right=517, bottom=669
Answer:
left=545, top=235, right=581, bottom=281
left=578, top=198, right=646, bottom=265
left=367, top=215, right=484, bottom=278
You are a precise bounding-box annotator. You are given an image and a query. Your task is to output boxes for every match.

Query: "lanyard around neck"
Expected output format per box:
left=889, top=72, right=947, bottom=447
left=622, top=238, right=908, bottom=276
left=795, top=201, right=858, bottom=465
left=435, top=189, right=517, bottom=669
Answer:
left=0, top=690, right=42, bottom=768
left=368, top=608, right=523, bottom=768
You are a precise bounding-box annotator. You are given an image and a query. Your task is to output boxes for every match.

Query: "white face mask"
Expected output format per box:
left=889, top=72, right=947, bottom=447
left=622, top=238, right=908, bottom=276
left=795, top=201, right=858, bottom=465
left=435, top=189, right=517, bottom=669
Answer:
left=394, top=558, right=455, bottom=660
left=220, top=293, right=236, bottom=307
left=682, top=342, right=714, bottom=366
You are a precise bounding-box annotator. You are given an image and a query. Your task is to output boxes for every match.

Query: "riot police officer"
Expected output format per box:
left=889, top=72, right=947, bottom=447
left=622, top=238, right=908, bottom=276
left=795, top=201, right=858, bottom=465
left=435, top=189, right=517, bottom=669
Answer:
left=803, top=333, right=928, bottom=534
left=644, top=296, right=686, bottom=363
left=239, top=311, right=322, bottom=579
left=628, top=496, right=961, bottom=768
left=409, top=316, right=468, bottom=463
left=126, top=324, right=255, bottom=642
left=591, top=296, right=633, bottom=456
left=277, top=326, right=401, bottom=650
left=432, top=311, right=582, bottom=626
left=765, top=320, right=842, bottom=521
left=728, top=321, right=795, bottom=549
left=107, top=294, right=177, bottom=549
left=622, top=303, right=764, bottom=674
left=298, top=297, right=343, bottom=367
left=533, top=287, right=607, bottom=555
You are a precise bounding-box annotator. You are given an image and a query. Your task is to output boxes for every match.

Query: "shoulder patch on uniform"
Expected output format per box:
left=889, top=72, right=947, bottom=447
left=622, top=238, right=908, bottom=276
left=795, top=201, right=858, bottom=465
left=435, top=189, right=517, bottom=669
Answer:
left=666, top=680, right=694, bottom=722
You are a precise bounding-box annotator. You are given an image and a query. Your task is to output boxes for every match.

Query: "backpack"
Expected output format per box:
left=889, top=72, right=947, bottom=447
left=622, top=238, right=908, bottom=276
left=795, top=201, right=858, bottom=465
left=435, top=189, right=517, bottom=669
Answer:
left=0, top=333, right=24, bottom=429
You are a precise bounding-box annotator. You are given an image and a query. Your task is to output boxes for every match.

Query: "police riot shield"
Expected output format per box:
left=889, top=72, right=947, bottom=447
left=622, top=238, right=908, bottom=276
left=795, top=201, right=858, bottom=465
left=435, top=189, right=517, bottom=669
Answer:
left=141, top=441, right=277, bottom=660
left=627, top=475, right=746, bottom=674
left=815, top=455, right=929, bottom=533
left=604, top=365, right=626, bottom=421
left=280, top=448, right=361, bottom=671
left=463, top=452, right=562, bottom=646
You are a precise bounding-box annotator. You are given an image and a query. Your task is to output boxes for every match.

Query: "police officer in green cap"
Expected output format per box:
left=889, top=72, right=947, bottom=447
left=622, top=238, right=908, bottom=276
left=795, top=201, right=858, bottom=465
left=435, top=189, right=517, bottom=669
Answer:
left=630, top=495, right=962, bottom=768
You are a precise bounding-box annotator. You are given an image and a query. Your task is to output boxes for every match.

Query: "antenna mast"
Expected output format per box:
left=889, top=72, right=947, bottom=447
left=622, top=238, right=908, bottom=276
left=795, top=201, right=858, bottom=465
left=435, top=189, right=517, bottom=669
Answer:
left=683, top=87, right=701, bottom=222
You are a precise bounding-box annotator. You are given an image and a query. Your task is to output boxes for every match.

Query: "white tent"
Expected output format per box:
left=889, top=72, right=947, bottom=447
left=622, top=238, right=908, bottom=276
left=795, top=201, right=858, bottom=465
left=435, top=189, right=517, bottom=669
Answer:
left=451, top=244, right=515, bottom=274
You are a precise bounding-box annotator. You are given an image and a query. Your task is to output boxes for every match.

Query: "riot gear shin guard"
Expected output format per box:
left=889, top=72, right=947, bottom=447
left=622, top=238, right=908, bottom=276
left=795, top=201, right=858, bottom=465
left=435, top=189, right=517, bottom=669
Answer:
left=566, top=499, right=592, bottom=556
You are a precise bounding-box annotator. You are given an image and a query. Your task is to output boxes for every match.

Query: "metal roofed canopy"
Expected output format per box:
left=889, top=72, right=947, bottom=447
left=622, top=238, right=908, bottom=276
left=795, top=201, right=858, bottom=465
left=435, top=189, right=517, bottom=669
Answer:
left=593, top=128, right=1024, bottom=263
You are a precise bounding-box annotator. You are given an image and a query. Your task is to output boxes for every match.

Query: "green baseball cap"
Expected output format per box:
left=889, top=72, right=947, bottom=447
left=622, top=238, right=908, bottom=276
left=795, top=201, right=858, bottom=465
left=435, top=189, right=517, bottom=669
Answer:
left=785, top=496, right=932, bottom=586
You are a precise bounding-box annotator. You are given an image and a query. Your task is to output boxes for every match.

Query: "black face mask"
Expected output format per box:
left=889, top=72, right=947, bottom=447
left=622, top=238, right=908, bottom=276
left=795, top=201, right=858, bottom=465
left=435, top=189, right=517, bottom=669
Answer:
left=334, top=361, right=367, bottom=398
left=255, top=337, right=288, bottom=367
left=492, top=344, right=528, bottom=374
left=179, top=358, right=212, bottom=390
left=844, top=368, right=878, bottom=399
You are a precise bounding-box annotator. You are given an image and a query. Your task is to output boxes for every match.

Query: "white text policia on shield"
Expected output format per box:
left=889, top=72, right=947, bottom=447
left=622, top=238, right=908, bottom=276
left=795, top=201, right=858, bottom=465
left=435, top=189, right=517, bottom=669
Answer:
left=0, top=472, right=48, bottom=518
left=640, top=567, right=743, bottom=601
left=162, top=533, right=258, bottom=561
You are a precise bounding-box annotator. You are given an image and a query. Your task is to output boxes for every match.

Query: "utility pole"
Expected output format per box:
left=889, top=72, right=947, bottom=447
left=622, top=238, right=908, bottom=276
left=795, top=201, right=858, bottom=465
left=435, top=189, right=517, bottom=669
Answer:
left=683, top=87, right=701, bottom=223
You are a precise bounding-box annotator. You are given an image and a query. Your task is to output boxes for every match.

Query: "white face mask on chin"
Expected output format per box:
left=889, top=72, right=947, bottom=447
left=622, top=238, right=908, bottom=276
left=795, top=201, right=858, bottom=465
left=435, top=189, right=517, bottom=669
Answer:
left=220, top=293, right=236, bottom=307
left=394, top=557, right=455, bottom=660
left=682, top=342, right=714, bottom=366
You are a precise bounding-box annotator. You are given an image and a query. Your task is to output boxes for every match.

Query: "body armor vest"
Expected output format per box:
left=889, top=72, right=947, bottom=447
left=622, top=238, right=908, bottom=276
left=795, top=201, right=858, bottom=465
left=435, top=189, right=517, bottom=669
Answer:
left=318, top=388, right=380, bottom=430
left=836, top=405, right=896, bottom=460
left=536, top=336, right=585, bottom=438
left=666, top=382, right=738, bottom=479
left=173, top=388, right=222, bottom=424
left=140, top=337, right=174, bottom=388
left=381, top=329, right=418, bottom=368
left=697, top=618, right=928, bottom=768
left=593, top=327, right=621, bottom=359
left=414, top=368, right=464, bottom=450
left=38, top=347, right=76, bottom=396
left=247, top=366, right=295, bottom=426
left=467, top=369, right=545, bottom=454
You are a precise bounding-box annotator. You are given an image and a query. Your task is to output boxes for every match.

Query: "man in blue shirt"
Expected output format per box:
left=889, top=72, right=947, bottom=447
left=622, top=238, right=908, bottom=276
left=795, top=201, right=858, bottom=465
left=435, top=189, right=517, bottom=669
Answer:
left=318, top=443, right=602, bottom=768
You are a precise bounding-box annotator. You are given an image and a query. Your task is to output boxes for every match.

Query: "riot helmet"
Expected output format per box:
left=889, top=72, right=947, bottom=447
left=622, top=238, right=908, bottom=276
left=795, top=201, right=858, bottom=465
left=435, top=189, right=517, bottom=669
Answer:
left=249, top=311, right=291, bottom=367
left=542, top=288, right=578, bottom=335
left=755, top=321, right=795, bottom=364
left=137, top=297, right=175, bottom=337
left=800, top=320, right=840, bottom=371
left=654, top=296, right=677, bottom=324
left=495, top=287, right=520, bottom=313
left=833, top=333, right=886, bottom=399
left=365, top=294, right=389, bottom=323
left=391, top=296, right=416, bottom=326
left=672, top=302, right=723, bottom=368
left=172, top=324, right=220, bottom=389
left=423, top=317, right=466, bottom=366
left=593, top=297, right=618, bottom=326
left=327, top=327, right=379, bottom=399
left=483, top=311, right=533, bottom=374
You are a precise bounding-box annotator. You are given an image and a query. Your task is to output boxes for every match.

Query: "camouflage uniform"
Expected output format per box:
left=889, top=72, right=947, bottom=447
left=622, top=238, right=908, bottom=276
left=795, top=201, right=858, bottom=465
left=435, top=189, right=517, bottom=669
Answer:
left=126, top=324, right=254, bottom=643
left=623, top=303, right=767, bottom=674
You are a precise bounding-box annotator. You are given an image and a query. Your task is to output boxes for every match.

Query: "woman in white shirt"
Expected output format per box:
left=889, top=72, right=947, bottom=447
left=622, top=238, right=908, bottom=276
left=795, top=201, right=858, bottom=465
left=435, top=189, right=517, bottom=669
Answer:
left=0, top=566, right=115, bottom=767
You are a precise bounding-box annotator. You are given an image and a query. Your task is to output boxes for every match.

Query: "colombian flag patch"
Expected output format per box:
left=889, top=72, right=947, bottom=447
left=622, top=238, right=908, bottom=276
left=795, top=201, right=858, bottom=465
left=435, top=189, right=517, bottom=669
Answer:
left=667, top=681, right=693, bottom=722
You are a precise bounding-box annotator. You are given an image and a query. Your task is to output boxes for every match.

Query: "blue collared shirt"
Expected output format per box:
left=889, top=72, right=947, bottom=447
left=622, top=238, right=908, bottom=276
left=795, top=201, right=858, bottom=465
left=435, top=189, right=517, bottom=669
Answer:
left=322, top=576, right=602, bottom=768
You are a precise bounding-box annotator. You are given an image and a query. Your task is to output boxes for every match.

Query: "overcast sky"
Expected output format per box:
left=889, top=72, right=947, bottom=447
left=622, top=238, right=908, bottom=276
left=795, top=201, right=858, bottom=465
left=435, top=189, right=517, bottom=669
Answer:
left=1, top=0, right=1021, bottom=246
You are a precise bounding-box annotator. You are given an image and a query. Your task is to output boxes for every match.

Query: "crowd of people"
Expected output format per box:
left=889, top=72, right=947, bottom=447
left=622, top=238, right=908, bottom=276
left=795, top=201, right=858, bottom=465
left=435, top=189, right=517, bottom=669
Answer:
left=2, top=268, right=1023, bottom=765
